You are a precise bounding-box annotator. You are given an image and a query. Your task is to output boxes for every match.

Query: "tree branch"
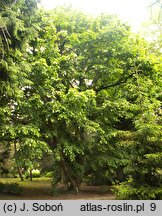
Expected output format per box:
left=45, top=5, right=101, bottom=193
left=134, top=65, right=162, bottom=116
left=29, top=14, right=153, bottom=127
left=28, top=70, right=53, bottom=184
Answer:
left=10, top=0, right=18, bottom=8
left=0, top=27, right=9, bottom=50
left=95, top=74, right=133, bottom=93
left=150, top=0, right=161, bottom=7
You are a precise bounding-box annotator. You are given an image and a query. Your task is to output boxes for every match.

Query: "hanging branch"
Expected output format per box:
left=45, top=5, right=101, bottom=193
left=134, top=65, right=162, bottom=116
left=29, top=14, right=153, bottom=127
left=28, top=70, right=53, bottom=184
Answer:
left=0, top=42, right=5, bottom=60
left=10, top=0, right=18, bottom=8
left=0, top=26, right=11, bottom=50
left=0, top=24, right=11, bottom=59
left=0, top=0, right=18, bottom=9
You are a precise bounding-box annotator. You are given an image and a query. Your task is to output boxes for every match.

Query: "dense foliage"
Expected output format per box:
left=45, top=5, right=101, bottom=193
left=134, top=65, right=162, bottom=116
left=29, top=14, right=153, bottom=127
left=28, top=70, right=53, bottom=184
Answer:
left=0, top=1, right=162, bottom=199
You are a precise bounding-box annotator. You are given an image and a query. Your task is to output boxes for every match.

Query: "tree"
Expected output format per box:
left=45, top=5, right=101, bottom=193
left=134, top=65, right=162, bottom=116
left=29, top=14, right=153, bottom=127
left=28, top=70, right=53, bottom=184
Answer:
left=1, top=3, right=161, bottom=199
left=25, top=7, right=162, bottom=196
left=142, top=0, right=162, bottom=52
left=0, top=0, right=42, bottom=180
left=113, top=38, right=162, bottom=199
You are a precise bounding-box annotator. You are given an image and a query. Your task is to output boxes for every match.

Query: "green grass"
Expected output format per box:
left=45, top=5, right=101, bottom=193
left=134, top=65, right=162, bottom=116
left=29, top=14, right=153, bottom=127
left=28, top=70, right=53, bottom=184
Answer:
left=0, top=177, right=52, bottom=199
left=0, top=177, right=51, bottom=189
left=0, top=177, right=115, bottom=200
left=0, top=177, right=50, bottom=183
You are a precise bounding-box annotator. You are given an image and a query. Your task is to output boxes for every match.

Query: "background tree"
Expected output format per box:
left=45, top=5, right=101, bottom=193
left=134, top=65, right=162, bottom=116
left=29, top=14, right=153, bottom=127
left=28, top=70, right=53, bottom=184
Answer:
left=0, top=0, right=42, bottom=180
left=113, top=38, right=162, bottom=199
left=142, top=0, right=162, bottom=52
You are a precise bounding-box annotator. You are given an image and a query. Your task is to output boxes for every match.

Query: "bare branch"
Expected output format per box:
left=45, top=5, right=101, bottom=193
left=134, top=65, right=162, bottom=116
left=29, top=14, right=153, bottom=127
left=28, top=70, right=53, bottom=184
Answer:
left=150, top=0, right=162, bottom=7
left=95, top=79, right=125, bottom=93
left=95, top=74, right=133, bottom=93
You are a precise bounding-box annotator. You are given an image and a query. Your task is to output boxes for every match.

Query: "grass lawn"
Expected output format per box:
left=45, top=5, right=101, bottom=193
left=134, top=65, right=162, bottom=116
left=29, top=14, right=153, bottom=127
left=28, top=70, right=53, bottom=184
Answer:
left=0, top=177, right=52, bottom=199
left=0, top=177, right=115, bottom=200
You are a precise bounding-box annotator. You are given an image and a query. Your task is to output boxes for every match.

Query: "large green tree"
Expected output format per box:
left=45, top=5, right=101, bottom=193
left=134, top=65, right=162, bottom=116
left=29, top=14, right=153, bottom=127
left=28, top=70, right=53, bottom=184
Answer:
left=1, top=3, right=162, bottom=199
left=24, top=7, right=162, bottom=196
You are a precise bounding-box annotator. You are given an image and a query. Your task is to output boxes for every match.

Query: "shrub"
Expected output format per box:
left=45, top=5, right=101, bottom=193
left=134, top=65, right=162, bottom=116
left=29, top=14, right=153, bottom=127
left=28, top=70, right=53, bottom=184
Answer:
left=113, top=178, right=162, bottom=200
left=32, top=169, right=41, bottom=178
left=25, top=169, right=41, bottom=179
left=51, top=187, right=60, bottom=196
left=0, top=182, right=22, bottom=195
left=43, top=171, right=53, bottom=178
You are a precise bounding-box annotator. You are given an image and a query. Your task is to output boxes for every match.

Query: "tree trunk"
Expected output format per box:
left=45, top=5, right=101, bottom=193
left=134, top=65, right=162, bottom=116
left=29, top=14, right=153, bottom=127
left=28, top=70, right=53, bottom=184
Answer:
left=29, top=169, right=33, bottom=181
left=14, top=142, right=24, bottom=181
left=17, top=167, right=24, bottom=181
left=60, top=168, right=65, bottom=184
left=60, top=158, right=79, bottom=195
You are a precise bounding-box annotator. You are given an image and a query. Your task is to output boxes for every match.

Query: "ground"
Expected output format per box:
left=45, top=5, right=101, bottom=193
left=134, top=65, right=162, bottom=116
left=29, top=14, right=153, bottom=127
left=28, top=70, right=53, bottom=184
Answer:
left=0, top=178, right=115, bottom=200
